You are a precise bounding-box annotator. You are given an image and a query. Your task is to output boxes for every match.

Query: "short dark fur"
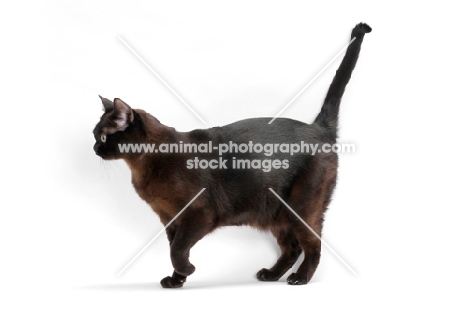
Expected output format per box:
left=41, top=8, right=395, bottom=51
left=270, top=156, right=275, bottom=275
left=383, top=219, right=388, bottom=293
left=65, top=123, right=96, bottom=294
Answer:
left=93, top=23, right=371, bottom=288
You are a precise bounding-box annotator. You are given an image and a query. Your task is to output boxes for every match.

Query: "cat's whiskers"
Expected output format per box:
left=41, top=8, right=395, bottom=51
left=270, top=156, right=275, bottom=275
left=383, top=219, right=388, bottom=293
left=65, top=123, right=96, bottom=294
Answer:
left=100, top=158, right=113, bottom=180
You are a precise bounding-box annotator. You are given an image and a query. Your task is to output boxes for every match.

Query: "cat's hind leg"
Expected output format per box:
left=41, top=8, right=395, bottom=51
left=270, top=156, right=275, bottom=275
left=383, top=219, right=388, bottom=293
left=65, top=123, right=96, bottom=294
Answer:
left=286, top=220, right=322, bottom=285
left=256, top=226, right=302, bottom=281
left=285, top=183, right=332, bottom=285
left=285, top=162, right=336, bottom=285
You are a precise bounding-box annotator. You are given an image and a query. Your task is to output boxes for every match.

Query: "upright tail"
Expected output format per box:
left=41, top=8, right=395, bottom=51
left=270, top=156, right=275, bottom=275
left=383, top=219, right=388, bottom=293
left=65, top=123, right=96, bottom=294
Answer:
left=313, top=23, right=371, bottom=137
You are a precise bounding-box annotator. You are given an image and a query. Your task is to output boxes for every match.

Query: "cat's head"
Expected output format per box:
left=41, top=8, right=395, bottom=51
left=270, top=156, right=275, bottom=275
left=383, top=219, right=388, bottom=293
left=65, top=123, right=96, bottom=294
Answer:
left=93, top=96, right=148, bottom=160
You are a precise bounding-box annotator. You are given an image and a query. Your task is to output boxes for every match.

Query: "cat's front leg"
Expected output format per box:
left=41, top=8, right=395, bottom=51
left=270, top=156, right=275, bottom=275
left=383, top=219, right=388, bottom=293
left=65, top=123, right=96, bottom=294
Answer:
left=160, top=210, right=213, bottom=288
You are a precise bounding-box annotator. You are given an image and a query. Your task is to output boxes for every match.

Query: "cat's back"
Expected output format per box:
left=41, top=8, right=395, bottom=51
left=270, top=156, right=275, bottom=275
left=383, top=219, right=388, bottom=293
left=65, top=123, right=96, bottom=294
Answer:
left=210, top=117, right=326, bottom=143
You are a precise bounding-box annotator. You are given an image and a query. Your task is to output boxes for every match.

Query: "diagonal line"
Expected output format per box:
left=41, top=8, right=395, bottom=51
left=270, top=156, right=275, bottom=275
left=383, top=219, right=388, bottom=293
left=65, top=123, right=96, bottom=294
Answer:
left=268, top=188, right=357, bottom=275
left=268, top=37, right=356, bottom=124
left=117, top=188, right=206, bottom=276
left=118, top=36, right=207, bottom=125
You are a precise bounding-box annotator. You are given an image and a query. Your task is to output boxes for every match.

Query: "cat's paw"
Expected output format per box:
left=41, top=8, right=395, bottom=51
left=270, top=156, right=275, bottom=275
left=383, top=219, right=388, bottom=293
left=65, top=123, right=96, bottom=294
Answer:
left=160, top=276, right=186, bottom=288
left=256, top=268, right=280, bottom=282
left=286, top=273, right=308, bottom=285
left=351, top=22, right=372, bottom=38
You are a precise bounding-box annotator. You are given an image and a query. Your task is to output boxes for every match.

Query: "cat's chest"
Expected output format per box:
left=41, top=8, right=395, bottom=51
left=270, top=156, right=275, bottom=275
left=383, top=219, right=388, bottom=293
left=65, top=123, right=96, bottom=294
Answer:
left=131, top=173, right=167, bottom=202
left=130, top=172, right=183, bottom=219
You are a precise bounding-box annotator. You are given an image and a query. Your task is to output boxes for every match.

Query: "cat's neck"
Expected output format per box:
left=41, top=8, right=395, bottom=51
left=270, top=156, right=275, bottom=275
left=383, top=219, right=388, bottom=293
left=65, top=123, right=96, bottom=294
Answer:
left=122, top=122, right=184, bottom=174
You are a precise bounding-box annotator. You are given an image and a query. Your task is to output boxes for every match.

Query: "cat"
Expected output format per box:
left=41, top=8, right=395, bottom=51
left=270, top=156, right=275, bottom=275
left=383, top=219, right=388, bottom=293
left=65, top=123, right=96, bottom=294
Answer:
left=93, top=23, right=371, bottom=288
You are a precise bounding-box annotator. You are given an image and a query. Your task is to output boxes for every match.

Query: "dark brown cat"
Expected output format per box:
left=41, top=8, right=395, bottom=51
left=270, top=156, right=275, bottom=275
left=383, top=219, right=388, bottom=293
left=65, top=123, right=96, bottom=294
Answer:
left=93, top=23, right=371, bottom=288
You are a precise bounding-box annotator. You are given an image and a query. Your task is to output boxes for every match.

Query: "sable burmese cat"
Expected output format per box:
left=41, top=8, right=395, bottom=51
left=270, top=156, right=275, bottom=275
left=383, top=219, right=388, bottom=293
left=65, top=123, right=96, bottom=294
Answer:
left=93, top=23, right=371, bottom=288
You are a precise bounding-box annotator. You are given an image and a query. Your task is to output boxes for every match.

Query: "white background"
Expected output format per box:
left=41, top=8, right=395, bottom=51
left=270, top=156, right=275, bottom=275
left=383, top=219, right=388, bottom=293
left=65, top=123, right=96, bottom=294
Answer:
left=1, top=0, right=467, bottom=310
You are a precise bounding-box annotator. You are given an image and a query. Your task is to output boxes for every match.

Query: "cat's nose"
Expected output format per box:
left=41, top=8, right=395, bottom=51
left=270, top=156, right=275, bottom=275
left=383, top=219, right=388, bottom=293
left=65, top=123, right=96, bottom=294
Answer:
left=93, top=142, right=100, bottom=154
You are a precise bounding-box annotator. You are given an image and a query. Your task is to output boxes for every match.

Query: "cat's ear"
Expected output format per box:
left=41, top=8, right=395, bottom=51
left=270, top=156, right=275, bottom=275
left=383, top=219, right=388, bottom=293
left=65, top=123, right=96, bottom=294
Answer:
left=113, top=98, right=134, bottom=131
left=99, top=95, right=114, bottom=112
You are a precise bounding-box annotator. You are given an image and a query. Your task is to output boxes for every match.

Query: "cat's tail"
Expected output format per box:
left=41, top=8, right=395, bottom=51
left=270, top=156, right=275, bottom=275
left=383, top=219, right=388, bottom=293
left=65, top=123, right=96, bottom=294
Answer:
left=313, top=23, right=371, bottom=136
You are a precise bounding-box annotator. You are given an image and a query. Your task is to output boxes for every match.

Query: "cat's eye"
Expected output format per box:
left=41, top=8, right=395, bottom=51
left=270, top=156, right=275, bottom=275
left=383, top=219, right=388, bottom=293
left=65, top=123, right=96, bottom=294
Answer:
left=100, top=134, right=106, bottom=143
